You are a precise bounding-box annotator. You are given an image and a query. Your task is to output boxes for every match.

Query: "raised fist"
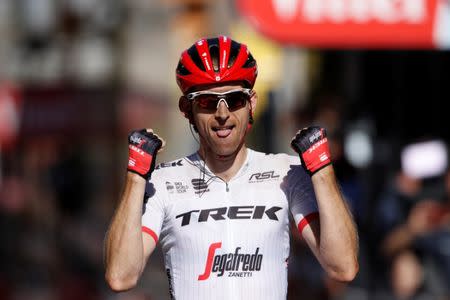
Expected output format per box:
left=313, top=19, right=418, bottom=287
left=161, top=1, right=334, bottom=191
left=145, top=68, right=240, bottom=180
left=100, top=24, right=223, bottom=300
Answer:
left=127, top=129, right=163, bottom=179
left=291, top=126, right=332, bottom=175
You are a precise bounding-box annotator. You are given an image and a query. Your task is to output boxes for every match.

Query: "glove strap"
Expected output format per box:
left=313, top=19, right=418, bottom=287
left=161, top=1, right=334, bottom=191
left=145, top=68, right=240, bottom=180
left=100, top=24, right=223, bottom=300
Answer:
left=301, top=138, right=331, bottom=174
left=128, top=144, right=153, bottom=178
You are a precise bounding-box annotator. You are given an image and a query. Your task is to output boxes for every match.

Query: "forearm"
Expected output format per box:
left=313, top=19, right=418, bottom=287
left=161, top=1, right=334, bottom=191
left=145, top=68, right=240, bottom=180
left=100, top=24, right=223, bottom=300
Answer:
left=104, top=172, right=147, bottom=291
left=312, top=166, right=359, bottom=281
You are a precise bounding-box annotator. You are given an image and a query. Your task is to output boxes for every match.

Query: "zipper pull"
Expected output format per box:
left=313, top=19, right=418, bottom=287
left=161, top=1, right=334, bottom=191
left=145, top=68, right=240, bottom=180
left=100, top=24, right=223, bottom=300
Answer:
left=226, top=182, right=229, bottom=192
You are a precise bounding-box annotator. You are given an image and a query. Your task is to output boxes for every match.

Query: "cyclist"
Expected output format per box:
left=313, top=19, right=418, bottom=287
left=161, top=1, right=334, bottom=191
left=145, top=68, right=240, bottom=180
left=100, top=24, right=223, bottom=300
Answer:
left=104, top=36, right=358, bottom=300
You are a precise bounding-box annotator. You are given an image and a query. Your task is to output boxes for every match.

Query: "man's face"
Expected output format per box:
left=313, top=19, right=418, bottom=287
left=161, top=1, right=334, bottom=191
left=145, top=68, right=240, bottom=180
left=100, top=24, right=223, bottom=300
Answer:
left=190, top=84, right=257, bottom=158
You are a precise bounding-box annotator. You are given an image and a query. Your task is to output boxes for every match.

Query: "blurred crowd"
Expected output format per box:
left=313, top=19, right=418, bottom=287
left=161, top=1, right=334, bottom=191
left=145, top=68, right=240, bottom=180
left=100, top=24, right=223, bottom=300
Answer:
left=1, top=83, right=449, bottom=300
left=287, top=93, right=450, bottom=300
left=1, top=1, right=450, bottom=300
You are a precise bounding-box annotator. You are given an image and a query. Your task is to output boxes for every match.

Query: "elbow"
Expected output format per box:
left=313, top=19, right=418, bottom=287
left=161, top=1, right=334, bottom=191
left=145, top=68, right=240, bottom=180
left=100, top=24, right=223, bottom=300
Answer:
left=327, top=260, right=359, bottom=282
left=105, top=273, right=139, bottom=292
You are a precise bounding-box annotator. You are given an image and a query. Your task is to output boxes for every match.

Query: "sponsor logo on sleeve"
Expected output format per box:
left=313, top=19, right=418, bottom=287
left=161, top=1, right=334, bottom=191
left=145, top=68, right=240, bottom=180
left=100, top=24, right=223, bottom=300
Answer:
left=156, top=159, right=184, bottom=170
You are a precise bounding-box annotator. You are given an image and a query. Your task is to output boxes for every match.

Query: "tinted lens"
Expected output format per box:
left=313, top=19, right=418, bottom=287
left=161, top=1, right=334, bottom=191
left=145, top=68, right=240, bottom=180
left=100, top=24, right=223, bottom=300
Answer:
left=195, top=94, right=220, bottom=110
left=193, top=90, right=250, bottom=111
left=225, top=91, right=248, bottom=110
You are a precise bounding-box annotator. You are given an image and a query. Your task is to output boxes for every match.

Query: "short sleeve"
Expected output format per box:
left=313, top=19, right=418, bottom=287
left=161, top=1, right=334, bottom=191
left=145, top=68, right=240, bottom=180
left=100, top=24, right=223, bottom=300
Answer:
left=283, top=164, right=319, bottom=234
left=141, top=179, right=166, bottom=244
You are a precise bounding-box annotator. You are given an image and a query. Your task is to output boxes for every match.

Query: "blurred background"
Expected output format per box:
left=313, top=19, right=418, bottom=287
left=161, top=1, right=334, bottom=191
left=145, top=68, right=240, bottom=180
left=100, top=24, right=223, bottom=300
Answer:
left=1, top=0, right=450, bottom=299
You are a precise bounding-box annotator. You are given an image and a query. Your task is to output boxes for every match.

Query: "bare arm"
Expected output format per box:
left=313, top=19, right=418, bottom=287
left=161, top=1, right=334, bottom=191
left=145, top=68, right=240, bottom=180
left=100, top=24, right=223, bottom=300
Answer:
left=104, top=172, right=156, bottom=291
left=302, top=166, right=359, bottom=282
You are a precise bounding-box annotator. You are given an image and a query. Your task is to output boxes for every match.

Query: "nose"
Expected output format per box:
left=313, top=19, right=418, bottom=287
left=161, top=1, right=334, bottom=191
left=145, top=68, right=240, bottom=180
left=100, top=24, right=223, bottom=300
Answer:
left=215, top=99, right=230, bottom=122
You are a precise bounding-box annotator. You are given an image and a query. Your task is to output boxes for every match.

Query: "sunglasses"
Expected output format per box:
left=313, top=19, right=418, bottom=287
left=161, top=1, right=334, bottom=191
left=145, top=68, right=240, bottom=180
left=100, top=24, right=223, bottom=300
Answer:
left=186, top=88, right=252, bottom=111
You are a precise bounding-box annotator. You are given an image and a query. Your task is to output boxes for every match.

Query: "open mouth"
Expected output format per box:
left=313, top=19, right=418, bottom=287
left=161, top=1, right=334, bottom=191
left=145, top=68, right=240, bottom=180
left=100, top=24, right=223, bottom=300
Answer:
left=212, top=125, right=234, bottom=138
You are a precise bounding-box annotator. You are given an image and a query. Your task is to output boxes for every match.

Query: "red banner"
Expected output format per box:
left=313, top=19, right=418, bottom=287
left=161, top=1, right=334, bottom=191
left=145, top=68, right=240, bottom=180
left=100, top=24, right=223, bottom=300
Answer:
left=236, top=0, right=450, bottom=49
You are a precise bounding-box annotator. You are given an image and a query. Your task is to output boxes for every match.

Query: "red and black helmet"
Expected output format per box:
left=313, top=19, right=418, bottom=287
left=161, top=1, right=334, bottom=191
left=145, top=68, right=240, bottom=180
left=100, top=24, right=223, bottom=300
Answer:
left=176, top=36, right=258, bottom=94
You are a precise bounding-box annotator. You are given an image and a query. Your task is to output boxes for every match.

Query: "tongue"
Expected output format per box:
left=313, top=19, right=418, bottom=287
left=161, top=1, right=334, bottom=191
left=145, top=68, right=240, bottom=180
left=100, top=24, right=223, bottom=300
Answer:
left=216, top=128, right=232, bottom=138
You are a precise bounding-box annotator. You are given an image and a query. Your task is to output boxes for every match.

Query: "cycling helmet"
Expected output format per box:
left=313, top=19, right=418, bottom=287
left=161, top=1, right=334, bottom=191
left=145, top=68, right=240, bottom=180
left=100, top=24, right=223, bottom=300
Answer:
left=176, top=36, right=258, bottom=94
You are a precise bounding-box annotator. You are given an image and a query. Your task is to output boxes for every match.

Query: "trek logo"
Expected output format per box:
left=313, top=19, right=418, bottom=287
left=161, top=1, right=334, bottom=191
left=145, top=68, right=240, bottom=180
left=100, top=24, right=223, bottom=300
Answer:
left=249, top=171, right=280, bottom=183
left=156, top=159, right=183, bottom=169
left=176, top=205, right=282, bottom=226
left=198, top=243, right=263, bottom=280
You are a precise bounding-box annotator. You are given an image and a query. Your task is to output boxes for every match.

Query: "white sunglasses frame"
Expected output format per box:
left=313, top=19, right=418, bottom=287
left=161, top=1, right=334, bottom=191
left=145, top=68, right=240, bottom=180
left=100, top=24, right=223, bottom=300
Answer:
left=186, top=88, right=252, bottom=109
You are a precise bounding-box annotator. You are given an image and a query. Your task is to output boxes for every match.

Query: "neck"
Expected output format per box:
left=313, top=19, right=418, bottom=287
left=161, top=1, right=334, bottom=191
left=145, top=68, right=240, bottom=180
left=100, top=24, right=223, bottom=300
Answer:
left=198, top=144, right=248, bottom=182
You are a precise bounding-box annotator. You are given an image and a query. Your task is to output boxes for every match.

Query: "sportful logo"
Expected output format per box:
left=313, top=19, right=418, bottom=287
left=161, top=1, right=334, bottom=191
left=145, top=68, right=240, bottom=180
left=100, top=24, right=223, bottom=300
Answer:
left=198, top=242, right=263, bottom=280
left=319, top=153, right=329, bottom=162
left=175, top=205, right=282, bottom=226
left=191, top=178, right=210, bottom=194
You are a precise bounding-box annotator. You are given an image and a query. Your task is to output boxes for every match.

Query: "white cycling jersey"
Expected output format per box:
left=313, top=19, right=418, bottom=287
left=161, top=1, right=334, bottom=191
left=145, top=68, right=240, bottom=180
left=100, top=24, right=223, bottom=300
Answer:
left=142, top=148, right=319, bottom=300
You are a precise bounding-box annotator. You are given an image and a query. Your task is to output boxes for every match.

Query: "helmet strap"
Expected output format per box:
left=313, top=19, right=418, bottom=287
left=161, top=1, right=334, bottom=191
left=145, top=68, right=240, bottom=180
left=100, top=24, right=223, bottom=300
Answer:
left=247, top=108, right=254, bottom=132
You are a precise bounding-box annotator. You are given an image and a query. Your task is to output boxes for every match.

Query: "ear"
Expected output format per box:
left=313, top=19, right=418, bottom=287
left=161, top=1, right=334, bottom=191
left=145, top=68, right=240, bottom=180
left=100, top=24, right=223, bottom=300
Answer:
left=179, top=96, right=191, bottom=119
left=179, top=96, right=195, bottom=125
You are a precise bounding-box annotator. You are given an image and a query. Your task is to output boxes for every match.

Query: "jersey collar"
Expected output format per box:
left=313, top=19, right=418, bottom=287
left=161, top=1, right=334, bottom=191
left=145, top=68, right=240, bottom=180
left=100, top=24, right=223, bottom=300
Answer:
left=186, top=148, right=253, bottom=182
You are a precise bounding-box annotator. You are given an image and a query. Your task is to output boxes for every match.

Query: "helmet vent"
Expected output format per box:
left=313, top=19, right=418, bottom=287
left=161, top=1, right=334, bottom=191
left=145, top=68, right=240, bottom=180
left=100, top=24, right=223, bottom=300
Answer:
left=176, top=61, right=191, bottom=75
left=209, top=45, right=220, bottom=72
left=228, top=40, right=241, bottom=68
left=243, top=53, right=256, bottom=68
left=187, top=45, right=206, bottom=71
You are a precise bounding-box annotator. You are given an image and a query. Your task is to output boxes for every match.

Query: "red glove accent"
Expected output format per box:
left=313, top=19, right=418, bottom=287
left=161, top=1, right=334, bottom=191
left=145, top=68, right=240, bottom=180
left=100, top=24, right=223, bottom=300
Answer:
left=127, top=129, right=162, bottom=179
left=302, top=138, right=331, bottom=174
left=128, top=144, right=153, bottom=176
left=291, top=126, right=332, bottom=175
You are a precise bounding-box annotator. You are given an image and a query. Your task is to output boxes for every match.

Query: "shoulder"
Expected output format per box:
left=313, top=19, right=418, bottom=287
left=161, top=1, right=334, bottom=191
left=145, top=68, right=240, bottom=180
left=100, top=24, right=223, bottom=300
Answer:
left=152, top=156, right=190, bottom=179
left=247, top=148, right=309, bottom=181
left=249, top=149, right=311, bottom=185
left=145, top=156, right=192, bottom=198
left=151, top=152, right=205, bottom=180
left=249, top=148, right=301, bottom=167
left=155, top=157, right=186, bottom=172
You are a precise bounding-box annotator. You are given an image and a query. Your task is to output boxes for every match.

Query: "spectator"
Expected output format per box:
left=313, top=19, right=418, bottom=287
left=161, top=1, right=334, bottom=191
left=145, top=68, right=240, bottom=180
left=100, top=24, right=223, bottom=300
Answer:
left=374, top=141, right=450, bottom=300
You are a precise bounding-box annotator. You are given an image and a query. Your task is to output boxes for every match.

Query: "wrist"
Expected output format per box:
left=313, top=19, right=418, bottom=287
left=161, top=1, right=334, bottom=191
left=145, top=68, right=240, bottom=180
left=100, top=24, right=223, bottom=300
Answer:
left=310, top=164, right=334, bottom=181
left=310, top=162, right=332, bottom=176
left=126, top=171, right=147, bottom=184
left=299, top=150, right=331, bottom=175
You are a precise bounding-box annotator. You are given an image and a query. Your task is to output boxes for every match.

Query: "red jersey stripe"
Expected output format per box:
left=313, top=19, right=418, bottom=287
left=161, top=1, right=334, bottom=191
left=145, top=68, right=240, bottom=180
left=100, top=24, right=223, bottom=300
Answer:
left=142, top=226, right=158, bottom=244
left=297, top=212, right=319, bottom=233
